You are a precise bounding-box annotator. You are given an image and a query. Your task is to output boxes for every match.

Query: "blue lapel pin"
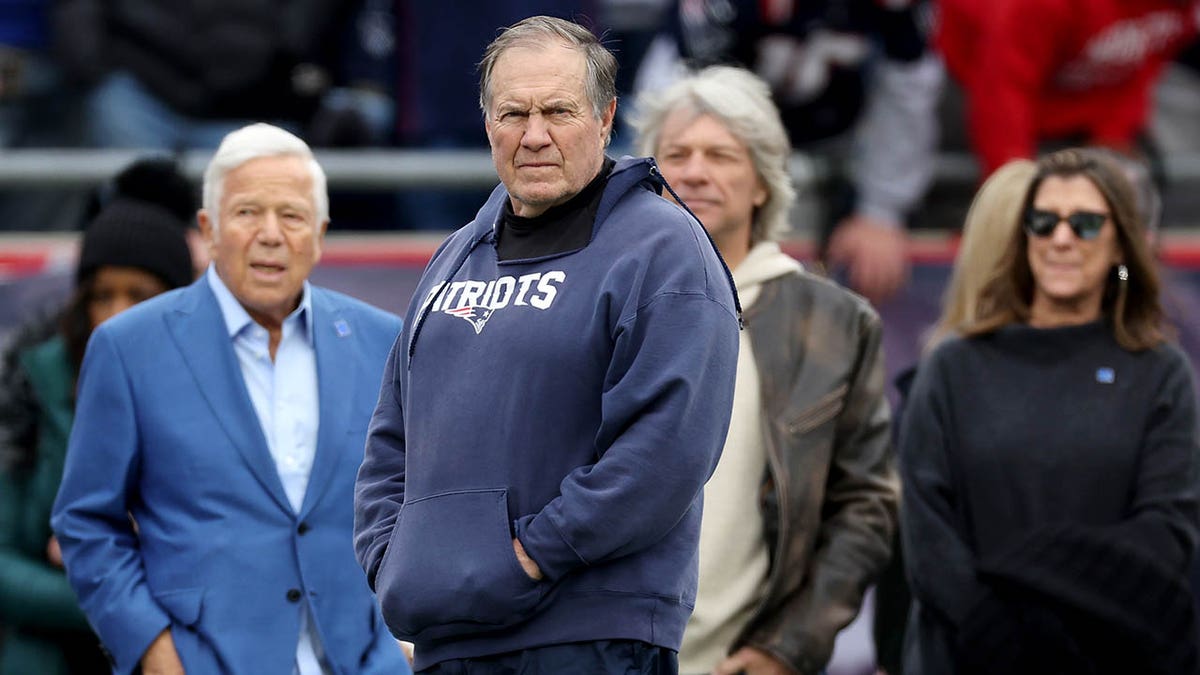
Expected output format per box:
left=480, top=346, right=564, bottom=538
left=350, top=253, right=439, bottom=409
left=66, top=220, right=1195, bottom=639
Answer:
left=334, top=319, right=351, bottom=337
left=1095, top=367, right=1115, bottom=384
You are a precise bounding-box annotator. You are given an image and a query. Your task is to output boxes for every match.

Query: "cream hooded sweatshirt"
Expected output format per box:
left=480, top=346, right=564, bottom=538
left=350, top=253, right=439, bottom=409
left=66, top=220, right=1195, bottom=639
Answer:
left=679, top=241, right=804, bottom=674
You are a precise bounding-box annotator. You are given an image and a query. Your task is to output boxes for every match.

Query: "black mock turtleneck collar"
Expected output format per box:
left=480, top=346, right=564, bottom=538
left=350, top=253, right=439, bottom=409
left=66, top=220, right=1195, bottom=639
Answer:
left=497, top=157, right=615, bottom=261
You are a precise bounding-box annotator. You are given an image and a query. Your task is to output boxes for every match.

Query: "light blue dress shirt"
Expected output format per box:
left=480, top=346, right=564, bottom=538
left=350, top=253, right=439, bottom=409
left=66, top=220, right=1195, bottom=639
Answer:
left=207, top=267, right=327, bottom=675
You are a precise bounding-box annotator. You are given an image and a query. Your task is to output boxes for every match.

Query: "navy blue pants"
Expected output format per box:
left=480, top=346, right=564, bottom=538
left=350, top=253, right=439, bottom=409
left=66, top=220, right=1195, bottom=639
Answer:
left=418, top=640, right=678, bottom=675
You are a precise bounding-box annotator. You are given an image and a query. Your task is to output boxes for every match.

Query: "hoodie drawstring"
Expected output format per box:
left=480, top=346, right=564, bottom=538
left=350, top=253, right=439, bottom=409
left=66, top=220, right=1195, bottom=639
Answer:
left=407, top=229, right=492, bottom=365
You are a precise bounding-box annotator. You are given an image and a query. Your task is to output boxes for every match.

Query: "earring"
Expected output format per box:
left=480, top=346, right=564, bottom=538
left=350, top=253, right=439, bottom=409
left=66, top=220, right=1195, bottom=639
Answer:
left=1117, top=264, right=1129, bottom=283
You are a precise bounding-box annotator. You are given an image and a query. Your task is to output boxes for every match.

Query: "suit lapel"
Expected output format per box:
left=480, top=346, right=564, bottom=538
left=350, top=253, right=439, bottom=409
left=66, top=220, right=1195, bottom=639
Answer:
left=301, top=290, right=356, bottom=517
left=166, top=281, right=293, bottom=513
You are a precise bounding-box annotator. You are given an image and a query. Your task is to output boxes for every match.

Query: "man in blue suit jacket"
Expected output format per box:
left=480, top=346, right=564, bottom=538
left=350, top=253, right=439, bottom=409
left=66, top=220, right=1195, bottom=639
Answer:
left=51, top=123, right=409, bottom=675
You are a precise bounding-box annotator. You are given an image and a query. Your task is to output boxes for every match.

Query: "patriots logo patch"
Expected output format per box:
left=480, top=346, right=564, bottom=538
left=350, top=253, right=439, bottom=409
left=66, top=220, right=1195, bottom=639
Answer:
left=446, top=306, right=495, bottom=334
left=421, top=271, right=567, bottom=335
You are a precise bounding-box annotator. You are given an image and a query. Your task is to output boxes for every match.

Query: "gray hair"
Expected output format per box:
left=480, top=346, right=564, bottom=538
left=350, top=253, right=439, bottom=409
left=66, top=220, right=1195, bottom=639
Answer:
left=202, top=123, right=329, bottom=232
left=478, top=16, right=617, bottom=127
left=632, top=66, right=795, bottom=243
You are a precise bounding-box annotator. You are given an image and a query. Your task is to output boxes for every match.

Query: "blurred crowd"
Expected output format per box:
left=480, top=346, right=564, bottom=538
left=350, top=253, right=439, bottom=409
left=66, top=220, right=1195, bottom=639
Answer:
left=3, top=1, right=1200, bottom=245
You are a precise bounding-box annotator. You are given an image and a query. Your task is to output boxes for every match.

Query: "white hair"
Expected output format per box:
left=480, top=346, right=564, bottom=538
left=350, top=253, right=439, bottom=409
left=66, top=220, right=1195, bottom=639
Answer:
left=632, top=66, right=795, bottom=243
left=202, top=123, right=328, bottom=232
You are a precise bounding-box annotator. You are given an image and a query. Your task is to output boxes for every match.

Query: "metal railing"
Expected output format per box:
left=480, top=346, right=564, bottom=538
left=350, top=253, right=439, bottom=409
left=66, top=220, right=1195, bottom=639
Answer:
left=0, top=148, right=962, bottom=190
left=0, top=148, right=819, bottom=189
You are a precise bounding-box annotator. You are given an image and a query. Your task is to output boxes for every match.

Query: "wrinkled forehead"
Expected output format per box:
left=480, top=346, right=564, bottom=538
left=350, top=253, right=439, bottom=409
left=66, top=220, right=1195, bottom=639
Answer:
left=489, top=41, right=587, bottom=102
left=221, top=156, right=315, bottom=205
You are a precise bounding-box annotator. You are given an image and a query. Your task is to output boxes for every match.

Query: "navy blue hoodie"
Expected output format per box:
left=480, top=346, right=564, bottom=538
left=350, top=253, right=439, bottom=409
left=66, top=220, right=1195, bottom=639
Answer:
left=354, top=157, right=740, bottom=668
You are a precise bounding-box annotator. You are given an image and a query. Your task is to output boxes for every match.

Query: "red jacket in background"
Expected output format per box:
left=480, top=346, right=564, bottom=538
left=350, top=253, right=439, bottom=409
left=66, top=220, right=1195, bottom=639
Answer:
left=938, top=0, right=1199, bottom=176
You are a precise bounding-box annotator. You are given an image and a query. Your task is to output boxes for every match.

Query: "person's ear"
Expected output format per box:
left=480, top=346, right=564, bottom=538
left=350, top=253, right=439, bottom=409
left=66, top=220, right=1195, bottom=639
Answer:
left=600, top=98, right=617, bottom=144
left=198, top=209, right=216, bottom=246
left=753, top=180, right=768, bottom=208
left=312, top=219, right=328, bottom=265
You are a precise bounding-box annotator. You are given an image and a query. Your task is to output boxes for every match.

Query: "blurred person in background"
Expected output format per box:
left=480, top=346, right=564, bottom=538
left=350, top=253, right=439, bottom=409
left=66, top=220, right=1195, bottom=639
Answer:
left=877, top=149, right=1174, bottom=674
left=921, top=160, right=1041, bottom=353
left=0, top=198, right=193, bottom=675
left=0, top=0, right=88, bottom=233
left=635, top=64, right=897, bottom=675
left=51, top=123, right=408, bottom=675
left=50, top=0, right=357, bottom=148
left=306, top=0, right=397, bottom=149
left=80, top=155, right=210, bottom=275
left=0, top=0, right=81, bottom=148
left=870, top=158, right=1038, bottom=675
left=1152, top=37, right=1200, bottom=163
left=900, top=148, right=1200, bottom=674
left=601, top=0, right=670, bottom=125
left=635, top=0, right=943, bottom=304
left=0, top=152, right=202, bottom=371
left=937, top=0, right=1200, bottom=180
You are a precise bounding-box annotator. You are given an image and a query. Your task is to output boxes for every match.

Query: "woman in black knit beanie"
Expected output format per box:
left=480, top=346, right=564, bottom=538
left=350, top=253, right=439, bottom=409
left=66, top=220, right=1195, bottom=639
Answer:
left=0, top=197, right=193, bottom=675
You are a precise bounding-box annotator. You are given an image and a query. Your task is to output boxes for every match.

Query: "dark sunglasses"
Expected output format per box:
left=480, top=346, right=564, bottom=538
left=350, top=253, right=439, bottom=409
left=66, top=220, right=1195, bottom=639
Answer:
left=1024, top=209, right=1108, bottom=240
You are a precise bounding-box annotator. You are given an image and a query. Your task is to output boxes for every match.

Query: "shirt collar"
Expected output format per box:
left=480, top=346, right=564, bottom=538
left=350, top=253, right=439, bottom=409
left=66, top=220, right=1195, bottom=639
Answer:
left=205, top=265, right=314, bottom=344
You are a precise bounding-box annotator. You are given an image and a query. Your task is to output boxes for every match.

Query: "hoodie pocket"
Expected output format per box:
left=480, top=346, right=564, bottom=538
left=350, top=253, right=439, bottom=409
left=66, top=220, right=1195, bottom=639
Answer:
left=375, top=488, right=548, bottom=640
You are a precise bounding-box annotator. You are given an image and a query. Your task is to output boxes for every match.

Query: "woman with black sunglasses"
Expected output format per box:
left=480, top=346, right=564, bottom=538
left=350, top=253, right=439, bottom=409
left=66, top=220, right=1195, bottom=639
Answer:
left=899, top=147, right=1200, bottom=674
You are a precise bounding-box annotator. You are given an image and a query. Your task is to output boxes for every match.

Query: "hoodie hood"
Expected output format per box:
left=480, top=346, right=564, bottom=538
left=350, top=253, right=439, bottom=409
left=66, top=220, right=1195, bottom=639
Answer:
left=467, top=156, right=670, bottom=245
left=734, top=241, right=802, bottom=308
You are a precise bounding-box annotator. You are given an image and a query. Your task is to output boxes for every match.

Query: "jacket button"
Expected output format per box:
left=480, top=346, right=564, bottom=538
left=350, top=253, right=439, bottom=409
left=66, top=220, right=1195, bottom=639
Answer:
left=297, top=521, right=310, bottom=535
left=287, top=588, right=302, bottom=602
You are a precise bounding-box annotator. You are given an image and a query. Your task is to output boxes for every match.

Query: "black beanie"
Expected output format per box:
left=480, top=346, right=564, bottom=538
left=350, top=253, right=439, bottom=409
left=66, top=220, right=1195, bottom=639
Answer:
left=77, top=198, right=195, bottom=290
left=110, top=157, right=198, bottom=224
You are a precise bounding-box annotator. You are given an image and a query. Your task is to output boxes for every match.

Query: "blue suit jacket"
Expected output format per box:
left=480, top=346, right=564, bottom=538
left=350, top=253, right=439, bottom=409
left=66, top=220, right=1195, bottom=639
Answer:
left=51, top=278, right=408, bottom=675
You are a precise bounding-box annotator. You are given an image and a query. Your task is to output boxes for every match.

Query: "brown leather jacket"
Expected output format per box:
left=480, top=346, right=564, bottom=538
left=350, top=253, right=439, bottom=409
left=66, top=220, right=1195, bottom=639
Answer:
left=732, top=269, right=899, bottom=674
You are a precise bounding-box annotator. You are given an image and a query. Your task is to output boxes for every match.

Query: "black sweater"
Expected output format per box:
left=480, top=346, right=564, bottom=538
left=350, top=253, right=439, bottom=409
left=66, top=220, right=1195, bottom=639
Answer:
left=898, top=320, right=1200, bottom=674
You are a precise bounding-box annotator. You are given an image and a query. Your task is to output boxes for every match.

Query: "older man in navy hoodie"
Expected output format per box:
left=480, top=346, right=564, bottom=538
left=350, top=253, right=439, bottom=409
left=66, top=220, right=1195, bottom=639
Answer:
left=354, top=15, right=740, bottom=675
